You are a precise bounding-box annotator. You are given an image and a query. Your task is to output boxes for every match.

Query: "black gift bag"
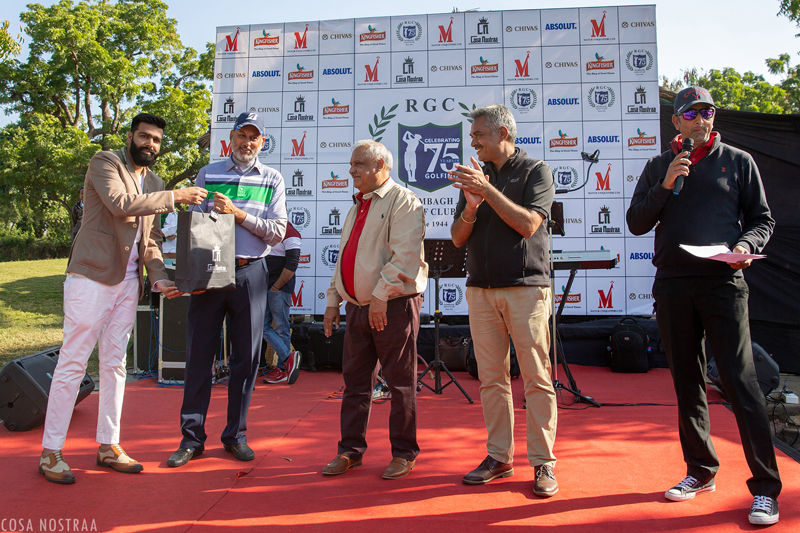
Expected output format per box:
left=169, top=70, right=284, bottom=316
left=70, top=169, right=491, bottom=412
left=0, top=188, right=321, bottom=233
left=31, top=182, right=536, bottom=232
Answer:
left=175, top=211, right=236, bottom=292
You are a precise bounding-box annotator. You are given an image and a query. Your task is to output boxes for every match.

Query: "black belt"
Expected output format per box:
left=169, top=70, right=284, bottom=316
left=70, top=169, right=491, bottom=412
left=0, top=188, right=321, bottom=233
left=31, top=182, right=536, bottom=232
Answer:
left=236, top=257, right=262, bottom=268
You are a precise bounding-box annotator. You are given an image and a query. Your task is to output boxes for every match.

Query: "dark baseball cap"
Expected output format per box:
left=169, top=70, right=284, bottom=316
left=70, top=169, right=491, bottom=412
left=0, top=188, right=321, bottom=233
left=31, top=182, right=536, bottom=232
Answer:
left=674, top=86, right=716, bottom=115
left=233, top=112, right=265, bottom=135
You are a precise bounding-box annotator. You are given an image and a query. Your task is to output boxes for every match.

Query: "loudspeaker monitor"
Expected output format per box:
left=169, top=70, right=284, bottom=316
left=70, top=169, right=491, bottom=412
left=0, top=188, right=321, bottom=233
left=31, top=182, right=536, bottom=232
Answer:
left=0, top=348, right=95, bottom=431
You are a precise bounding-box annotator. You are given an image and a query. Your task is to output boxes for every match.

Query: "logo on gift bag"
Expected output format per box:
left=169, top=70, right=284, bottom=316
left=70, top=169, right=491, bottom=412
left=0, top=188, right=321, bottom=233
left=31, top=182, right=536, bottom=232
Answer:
left=207, top=244, right=227, bottom=272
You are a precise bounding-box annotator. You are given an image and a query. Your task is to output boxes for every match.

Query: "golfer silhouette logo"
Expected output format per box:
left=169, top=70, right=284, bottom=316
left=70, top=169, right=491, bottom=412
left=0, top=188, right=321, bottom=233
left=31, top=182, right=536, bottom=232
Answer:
left=402, top=131, right=422, bottom=183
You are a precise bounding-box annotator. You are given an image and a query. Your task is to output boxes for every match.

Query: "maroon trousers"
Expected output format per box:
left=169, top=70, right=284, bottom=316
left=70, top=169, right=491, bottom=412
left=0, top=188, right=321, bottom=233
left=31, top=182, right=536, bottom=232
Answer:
left=338, top=294, right=422, bottom=461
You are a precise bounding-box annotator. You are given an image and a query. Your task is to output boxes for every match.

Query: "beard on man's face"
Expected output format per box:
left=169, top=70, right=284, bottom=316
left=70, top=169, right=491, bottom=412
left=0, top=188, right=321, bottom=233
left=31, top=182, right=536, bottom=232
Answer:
left=129, top=138, right=159, bottom=167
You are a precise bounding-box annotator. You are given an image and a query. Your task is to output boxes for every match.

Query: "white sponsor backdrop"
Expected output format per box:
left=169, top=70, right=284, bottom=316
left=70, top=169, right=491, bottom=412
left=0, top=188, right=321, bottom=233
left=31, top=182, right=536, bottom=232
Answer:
left=213, top=5, right=659, bottom=316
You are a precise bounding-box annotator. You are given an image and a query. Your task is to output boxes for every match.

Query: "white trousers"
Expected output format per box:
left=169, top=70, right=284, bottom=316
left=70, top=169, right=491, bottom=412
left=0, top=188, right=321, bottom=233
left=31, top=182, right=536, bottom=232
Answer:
left=42, top=275, right=139, bottom=450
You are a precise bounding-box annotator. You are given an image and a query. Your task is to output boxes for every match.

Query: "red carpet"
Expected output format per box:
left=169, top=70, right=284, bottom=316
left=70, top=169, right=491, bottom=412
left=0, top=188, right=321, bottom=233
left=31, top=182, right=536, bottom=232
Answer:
left=1, top=366, right=797, bottom=532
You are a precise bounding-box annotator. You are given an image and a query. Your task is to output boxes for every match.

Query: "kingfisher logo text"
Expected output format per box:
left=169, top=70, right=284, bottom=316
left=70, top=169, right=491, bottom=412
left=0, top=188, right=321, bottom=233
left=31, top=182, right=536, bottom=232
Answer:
left=628, top=128, right=657, bottom=147
left=360, top=25, right=386, bottom=42
left=294, top=24, right=309, bottom=50
left=544, top=22, right=577, bottom=31
left=587, top=53, right=614, bottom=71
left=471, top=57, right=499, bottom=75
left=288, top=65, right=314, bottom=81
left=321, top=171, right=349, bottom=189
left=254, top=30, right=279, bottom=48
left=323, top=98, right=350, bottom=116
left=549, top=130, right=578, bottom=149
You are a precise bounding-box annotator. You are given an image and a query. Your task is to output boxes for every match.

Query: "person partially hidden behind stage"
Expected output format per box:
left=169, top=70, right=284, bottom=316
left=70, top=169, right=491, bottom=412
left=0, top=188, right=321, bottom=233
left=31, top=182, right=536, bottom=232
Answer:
left=39, top=113, right=208, bottom=483
left=322, top=140, right=428, bottom=480
left=166, top=111, right=287, bottom=468
left=449, top=104, right=558, bottom=497
left=626, top=86, right=781, bottom=526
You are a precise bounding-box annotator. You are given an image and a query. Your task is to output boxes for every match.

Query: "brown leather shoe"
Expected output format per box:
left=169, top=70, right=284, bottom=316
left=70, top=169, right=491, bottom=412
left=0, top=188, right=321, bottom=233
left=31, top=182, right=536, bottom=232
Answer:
left=382, top=457, right=415, bottom=480
left=463, top=455, right=514, bottom=485
left=322, top=454, right=362, bottom=475
left=96, top=444, right=144, bottom=473
left=39, top=450, right=76, bottom=484
left=533, top=464, right=558, bottom=497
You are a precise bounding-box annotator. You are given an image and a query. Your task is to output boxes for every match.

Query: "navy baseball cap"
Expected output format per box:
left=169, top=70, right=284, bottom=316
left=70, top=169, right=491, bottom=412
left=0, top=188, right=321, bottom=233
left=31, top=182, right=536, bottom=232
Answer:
left=674, top=86, right=716, bottom=115
left=233, top=112, right=265, bottom=136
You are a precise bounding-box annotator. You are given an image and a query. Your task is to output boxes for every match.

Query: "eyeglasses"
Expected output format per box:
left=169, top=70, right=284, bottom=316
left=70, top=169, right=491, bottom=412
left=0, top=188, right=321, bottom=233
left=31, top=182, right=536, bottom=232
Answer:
left=679, top=108, right=715, bottom=120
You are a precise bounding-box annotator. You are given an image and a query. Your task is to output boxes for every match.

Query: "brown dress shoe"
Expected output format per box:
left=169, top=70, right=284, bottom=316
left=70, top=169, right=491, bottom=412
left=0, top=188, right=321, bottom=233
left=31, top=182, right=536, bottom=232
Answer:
left=382, top=457, right=416, bottom=479
left=322, top=454, right=362, bottom=475
left=462, top=455, right=514, bottom=485
left=39, top=451, right=76, bottom=484
left=96, top=444, right=144, bottom=473
left=533, top=464, right=558, bottom=497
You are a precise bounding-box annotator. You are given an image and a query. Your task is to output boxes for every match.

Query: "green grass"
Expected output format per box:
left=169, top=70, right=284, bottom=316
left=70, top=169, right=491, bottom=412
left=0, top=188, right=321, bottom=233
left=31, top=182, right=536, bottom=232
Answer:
left=0, top=259, right=101, bottom=376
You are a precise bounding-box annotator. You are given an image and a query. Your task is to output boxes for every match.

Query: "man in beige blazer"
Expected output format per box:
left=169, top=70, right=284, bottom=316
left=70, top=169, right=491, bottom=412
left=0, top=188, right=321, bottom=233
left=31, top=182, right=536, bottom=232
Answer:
left=38, top=113, right=207, bottom=484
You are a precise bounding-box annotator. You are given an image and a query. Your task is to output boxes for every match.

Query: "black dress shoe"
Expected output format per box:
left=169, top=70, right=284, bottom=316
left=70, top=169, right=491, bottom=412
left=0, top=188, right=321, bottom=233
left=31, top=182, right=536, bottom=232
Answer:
left=223, top=442, right=255, bottom=461
left=462, top=455, right=514, bottom=485
left=167, top=447, right=203, bottom=468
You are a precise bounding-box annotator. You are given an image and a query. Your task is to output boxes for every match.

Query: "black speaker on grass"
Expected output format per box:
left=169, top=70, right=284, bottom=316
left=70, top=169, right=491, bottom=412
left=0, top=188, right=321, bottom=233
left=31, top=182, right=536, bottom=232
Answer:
left=0, top=347, right=95, bottom=431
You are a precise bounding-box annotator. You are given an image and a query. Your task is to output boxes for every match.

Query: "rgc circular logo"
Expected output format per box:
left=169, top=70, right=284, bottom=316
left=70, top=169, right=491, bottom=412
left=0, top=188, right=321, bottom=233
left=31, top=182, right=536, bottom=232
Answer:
left=287, top=206, right=312, bottom=231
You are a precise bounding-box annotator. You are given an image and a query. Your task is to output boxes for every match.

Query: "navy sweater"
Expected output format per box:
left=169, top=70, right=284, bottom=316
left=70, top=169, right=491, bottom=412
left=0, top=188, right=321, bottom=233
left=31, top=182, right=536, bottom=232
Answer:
left=626, top=134, right=774, bottom=279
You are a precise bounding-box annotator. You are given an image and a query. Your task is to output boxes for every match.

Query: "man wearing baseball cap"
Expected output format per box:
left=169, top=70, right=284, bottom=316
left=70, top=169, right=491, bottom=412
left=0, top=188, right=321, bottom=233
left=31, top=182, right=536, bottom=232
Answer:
left=627, top=87, right=781, bottom=525
left=167, top=112, right=287, bottom=467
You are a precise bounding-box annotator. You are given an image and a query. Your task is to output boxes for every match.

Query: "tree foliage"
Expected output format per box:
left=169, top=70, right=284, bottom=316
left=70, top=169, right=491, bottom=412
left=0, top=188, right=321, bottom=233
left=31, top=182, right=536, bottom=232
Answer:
left=0, top=20, right=23, bottom=61
left=0, top=0, right=213, bottom=238
left=660, top=67, right=790, bottom=114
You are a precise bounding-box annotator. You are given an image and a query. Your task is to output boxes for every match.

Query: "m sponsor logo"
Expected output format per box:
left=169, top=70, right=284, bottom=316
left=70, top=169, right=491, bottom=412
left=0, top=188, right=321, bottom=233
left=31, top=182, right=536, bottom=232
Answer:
left=595, top=164, right=612, bottom=191
left=398, top=123, right=462, bottom=192
left=549, top=130, right=578, bottom=149
left=360, top=25, right=386, bottom=42
left=294, top=24, right=309, bottom=50
left=224, top=28, right=240, bottom=52
left=365, top=56, right=380, bottom=82
left=253, top=30, right=280, bottom=48
left=598, top=281, right=615, bottom=309
left=291, top=131, right=307, bottom=157
left=291, top=280, right=304, bottom=307
left=590, top=11, right=607, bottom=38
left=288, top=65, right=314, bottom=81
left=514, top=51, right=531, bottom=78
left=438, top=17, right=454, bottom=43
left=220, top=140, right=232, bottom=158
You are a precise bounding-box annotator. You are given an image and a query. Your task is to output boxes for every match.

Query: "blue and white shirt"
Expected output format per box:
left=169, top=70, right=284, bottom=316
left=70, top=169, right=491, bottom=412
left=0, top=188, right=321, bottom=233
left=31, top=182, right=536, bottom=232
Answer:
left=192, top=158, right=287, bottom=258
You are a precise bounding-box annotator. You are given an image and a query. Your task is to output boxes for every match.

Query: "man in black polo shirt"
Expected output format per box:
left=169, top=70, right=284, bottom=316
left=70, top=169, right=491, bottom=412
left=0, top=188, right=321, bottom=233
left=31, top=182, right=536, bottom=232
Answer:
left=449, top=104, right=557, bottom=498
left=627, top=86, right=781, bottom=525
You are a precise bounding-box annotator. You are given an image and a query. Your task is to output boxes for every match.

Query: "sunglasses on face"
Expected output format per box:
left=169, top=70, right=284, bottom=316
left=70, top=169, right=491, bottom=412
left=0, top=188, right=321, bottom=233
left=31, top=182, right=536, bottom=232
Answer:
left=679, top=108, right=715, bottom=120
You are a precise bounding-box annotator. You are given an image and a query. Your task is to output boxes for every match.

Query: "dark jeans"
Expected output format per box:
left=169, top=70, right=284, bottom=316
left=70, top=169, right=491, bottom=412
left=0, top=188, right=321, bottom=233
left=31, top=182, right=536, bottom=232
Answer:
left=338, top=294, right=422, bottom=461
left=179, top=259, right=268, bottom=449
left=653, top=275, right=781, bottom=499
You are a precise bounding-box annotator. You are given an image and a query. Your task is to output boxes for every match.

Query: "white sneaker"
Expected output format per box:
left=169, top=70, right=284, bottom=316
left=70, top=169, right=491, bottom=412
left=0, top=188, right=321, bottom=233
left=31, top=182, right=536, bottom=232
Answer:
left=287, top=351, right=302, bottom=384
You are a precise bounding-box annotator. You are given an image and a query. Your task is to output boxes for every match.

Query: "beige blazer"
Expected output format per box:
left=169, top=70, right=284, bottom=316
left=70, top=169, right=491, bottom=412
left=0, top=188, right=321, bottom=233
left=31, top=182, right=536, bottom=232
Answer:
left=67, top=149, right=173, bottom=295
